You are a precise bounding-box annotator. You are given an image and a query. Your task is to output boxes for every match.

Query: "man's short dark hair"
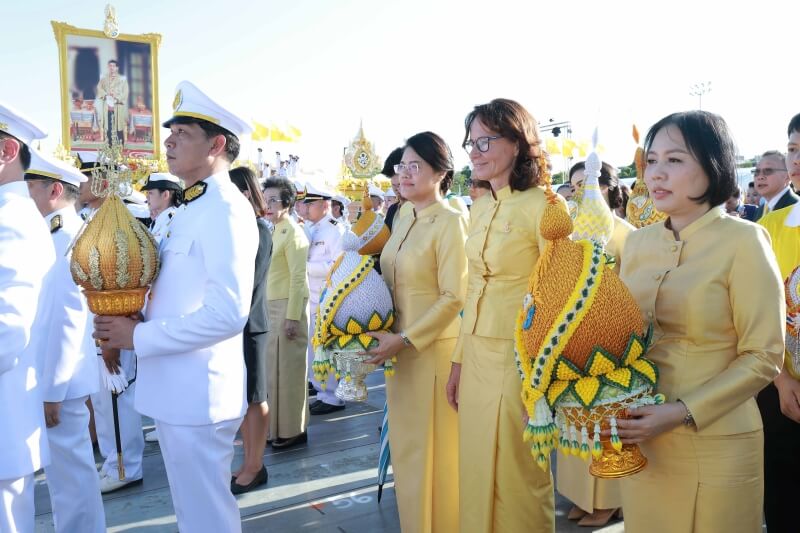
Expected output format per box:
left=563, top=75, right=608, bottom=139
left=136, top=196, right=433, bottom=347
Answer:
left=24, top=176, right=79, bottom=202
left=788, top=113, right=800, bottom=137
left=0, top=132, right=31, bottom=170
left=108, top=59, right=119, bottom=66
left=165, top=116, right=240, bottom=162
left=748, top=181, right=755, bottom=189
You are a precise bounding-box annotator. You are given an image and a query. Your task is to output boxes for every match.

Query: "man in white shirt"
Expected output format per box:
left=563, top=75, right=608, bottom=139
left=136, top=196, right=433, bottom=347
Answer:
left=25, top=150, right=106, bottom=532
left=0, top=102, right=55, bottom=532
left=303, top=183, right=346, bottom=415
left=94, top=81, right=257, bottom=533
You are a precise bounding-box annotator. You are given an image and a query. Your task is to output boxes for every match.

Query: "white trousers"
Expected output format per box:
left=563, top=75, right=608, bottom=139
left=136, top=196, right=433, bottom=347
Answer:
left=307, top=309, right=343, bottom=406
left=156, top=417, right=242, bottom=533
left=44, top=396, right=106, bottom=533
left=91, top=353, right=144, bottom=481
left=0, top=475, right=33, bottom=533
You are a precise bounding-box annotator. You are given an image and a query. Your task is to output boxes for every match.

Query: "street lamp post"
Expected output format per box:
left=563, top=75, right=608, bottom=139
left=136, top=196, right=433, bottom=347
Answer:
left=689, top=81, right=712, bottom=110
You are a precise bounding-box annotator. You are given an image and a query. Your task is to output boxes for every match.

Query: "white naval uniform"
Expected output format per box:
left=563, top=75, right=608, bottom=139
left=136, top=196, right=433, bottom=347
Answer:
left=0, top=181, right=56, bottom=533
left=41, top=207, right=105, bottom=533
left=132, top=172, right=257, bottom=533
left=148, top=205, right=180, bottom=243
left=306, top=216, right=345, bottom=406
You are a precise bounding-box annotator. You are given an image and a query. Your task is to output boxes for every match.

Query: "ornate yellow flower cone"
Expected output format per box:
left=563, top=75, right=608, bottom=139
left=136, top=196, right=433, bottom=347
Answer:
left=69, top=145, right=159, bottom=316
left=626, top=125, right=667, bottom=228
left=515, top=137, right=662, bottom=479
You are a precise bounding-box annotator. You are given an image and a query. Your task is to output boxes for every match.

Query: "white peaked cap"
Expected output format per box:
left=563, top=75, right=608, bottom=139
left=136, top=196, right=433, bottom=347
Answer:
left=164, top=81, right=253, bottom=138
left=26, top=148, right=86, bottom=188
left=368, top=184, right=385, bottom=198
left=0, top=101, right=47, bottom=146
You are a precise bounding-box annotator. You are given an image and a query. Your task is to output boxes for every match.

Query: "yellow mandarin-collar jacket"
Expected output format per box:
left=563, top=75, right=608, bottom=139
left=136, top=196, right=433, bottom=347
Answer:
left=453, top=186, right=556, bottom=361
left=267, top=217, right=309, bottom=321
left=620, top=208, right=785, bottom=434
left=381, top=200, right=467, bottom=351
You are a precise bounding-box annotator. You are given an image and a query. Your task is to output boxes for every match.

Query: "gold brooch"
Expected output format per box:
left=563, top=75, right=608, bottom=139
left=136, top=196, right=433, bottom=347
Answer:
left=503, top=222, right=511, bottom=233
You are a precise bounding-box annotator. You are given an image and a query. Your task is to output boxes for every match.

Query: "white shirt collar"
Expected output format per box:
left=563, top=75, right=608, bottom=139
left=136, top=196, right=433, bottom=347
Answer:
left=767, top=186, right=792, bottom=211
left=784, top=201, right=800, bottom=227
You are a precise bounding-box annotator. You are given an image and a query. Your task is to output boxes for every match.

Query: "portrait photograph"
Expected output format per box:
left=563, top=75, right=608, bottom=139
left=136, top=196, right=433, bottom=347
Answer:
left=53, top=22, right=161, bottom=158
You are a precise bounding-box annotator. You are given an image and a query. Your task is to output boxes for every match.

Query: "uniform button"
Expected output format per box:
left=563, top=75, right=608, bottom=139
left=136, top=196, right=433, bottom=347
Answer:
left=670, top=245, right=678, bottom=252
left=654, top=273, right=663, bottom=281
left=647, top=311, right=654, bottom=319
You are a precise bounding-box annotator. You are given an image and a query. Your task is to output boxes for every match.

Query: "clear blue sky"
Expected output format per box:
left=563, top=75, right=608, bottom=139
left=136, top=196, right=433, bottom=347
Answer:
left=2, top=0, right=797, bottom=178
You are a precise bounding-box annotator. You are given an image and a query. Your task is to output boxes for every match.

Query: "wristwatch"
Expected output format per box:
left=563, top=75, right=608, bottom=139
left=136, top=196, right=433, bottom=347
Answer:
left=677, top=399, right=695, bottom=427
left=398, top=332, right=413, bottom=347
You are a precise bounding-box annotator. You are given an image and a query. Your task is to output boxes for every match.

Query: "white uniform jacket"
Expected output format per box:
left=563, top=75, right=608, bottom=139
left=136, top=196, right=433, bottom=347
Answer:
left=0, top=181, right=56, bottom=479
left=133, top=172, right=257, bottom=425
left=306, top=216, right=344, bottom=310
left=149, top=205, right=180, bottom=245
left=40, top=207, right=99, bottom=402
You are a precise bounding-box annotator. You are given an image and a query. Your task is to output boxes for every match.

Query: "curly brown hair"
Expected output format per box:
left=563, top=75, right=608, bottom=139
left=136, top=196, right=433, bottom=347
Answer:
left=462, top=98, right=550, bottom=192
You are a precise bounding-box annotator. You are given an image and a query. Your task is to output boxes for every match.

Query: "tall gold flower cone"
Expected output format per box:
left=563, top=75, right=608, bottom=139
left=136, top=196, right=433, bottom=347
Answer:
left=70, top=195, right=159, bottom=316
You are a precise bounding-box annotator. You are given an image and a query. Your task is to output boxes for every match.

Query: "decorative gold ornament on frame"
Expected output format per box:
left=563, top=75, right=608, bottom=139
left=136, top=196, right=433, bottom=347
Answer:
left=343, top=121, right=382, bottom=179
left=52, top=10, right=162, bottom=159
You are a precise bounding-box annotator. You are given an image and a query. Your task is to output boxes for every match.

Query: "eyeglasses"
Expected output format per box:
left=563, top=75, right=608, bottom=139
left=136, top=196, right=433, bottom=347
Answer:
left=463, top=135, right=502, bottom=154
left=393, top=162, right=420, bottom=175
left=264, top=197, right=281, bottom=206
left=752, top=167, right=787, bottom=177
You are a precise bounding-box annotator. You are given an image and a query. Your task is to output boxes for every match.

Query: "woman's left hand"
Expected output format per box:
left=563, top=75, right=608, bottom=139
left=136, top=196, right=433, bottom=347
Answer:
left=362, top=331, right=405, bottom=365
left=610, top=402, right=687, bottom=444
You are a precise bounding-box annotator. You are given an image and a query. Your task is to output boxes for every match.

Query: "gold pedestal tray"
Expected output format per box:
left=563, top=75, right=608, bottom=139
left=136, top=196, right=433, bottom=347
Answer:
left=84, top=288, right=148, bottom=316
left=589, top=439, right=647, bottom=479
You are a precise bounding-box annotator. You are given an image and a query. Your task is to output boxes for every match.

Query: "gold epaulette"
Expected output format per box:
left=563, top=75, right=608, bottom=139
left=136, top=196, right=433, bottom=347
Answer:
left=50, top=214, right=63, bottom=234
left=183, top=182, right=207, bottom=204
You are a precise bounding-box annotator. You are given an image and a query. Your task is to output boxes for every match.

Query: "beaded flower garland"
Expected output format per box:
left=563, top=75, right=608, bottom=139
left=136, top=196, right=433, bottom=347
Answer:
left=514, top=194, right=662, bottom=472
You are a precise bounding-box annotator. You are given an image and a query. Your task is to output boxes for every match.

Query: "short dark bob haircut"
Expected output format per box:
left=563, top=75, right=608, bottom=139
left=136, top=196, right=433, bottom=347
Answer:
left=262, top=177, right=296, bottom=209
left=644, top=111, right=737, bottom=208
left=787, top=113, right=800, bottom=137
left=403, top=131, right=454, bottom=188
left=463, top=98, right=545, bottom=192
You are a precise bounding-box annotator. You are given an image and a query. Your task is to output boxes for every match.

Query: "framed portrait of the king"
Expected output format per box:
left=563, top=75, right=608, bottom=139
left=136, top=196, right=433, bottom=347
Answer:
left=52, top=21, right=161, bottom=158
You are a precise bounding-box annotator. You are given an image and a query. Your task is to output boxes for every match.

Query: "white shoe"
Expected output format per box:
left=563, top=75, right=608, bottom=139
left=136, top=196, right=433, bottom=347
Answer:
left=99, top=473, right=143, bottom=494
left=144, top=429, right=159, bottom=443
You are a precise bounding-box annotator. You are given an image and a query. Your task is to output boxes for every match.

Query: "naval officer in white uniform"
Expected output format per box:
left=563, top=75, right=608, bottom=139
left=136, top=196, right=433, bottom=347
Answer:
left=303, top=182, right=347, bottom=414
left=143, top=172, right=183, bottom=244
left=0, top=102, right=55, bottom=533
left=25, top=151, right=106, bottom=533
left=95, top=80, right=258, bottom=533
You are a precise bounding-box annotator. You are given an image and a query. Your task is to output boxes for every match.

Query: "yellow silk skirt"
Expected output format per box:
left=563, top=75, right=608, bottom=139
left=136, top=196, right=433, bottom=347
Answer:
left=556, top=454, right=621, bottom=512
left=386, top=337, right=459, bottom=533
left=621, top=428, right=763, bottom=533
left=458, top=334, right=554, bottom=533
left=266, top=298, right=309, bottom=439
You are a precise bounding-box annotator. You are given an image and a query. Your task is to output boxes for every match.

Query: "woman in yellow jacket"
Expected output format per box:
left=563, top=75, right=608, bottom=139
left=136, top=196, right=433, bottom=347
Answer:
left=617, top=111, right=785, bottom=533
left=446, top=99, right=556, bottom=533
left=365, top=131, right=467, bottom=533
left=262, top=178, right=310, bottom=449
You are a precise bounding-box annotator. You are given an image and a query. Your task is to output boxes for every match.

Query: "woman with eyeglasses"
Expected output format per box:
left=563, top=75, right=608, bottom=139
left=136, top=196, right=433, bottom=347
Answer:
left=445, top=99, right=557, bottom=532
left=616, top=111, right=784, bottom=532
left=262, top=178, right=311, bottom=450
left=364, top=131, right=467, bottom=532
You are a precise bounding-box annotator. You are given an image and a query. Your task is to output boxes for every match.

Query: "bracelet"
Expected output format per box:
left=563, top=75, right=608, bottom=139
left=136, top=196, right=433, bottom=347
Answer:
left=398, top=332, right=413, bottom=347
left=676, top=399, right=695, bottom=427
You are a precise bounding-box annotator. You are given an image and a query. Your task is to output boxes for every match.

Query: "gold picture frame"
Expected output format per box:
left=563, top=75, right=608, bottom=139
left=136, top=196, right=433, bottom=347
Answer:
left=52, top=21, right=162, bottom=158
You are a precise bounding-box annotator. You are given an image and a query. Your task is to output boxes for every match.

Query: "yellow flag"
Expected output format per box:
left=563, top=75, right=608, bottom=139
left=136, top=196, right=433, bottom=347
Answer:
left=251, top=121, right=269, bottom=141
left=270, top=124, right=286, bottom=142
left=545, top=138, right=560, bottom=155
left=561, top=139, right=576, bottom=157
left=288, top=125, right=302, bottom=138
